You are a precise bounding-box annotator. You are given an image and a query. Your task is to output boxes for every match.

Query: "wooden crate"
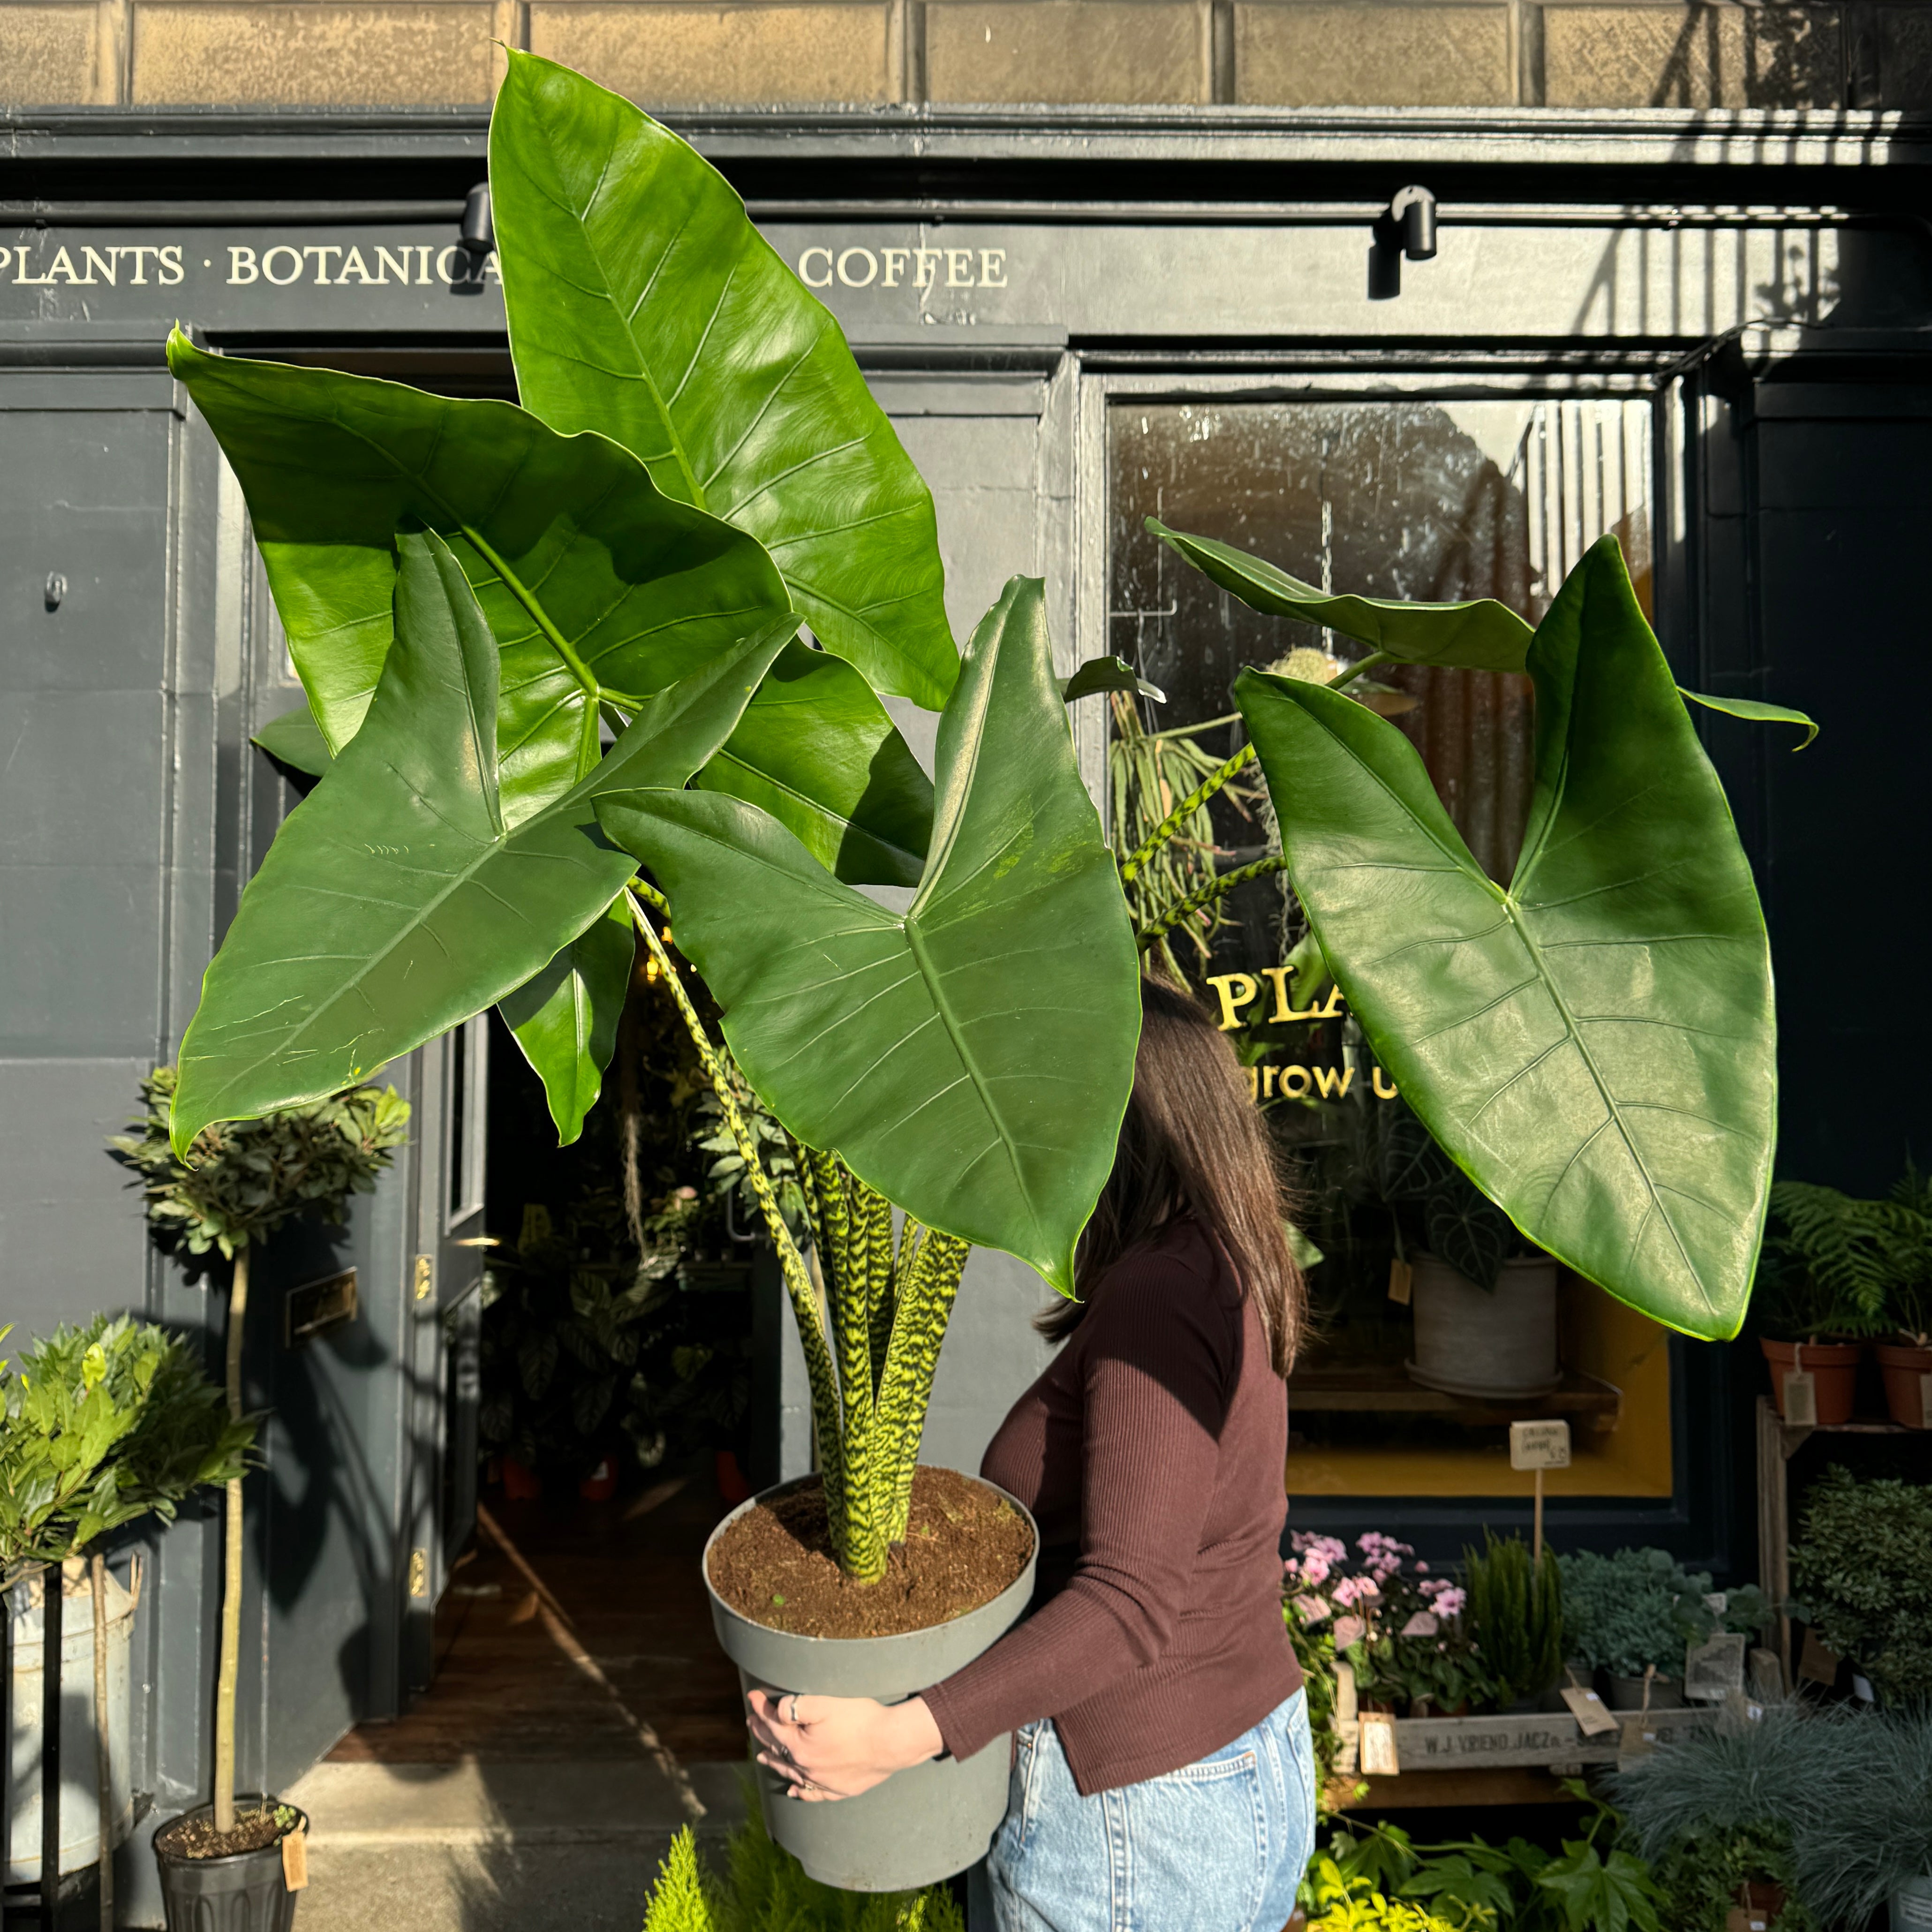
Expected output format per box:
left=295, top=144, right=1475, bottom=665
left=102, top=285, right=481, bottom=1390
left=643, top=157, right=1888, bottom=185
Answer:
left=1335, top=1705, right=1718, bottom=1778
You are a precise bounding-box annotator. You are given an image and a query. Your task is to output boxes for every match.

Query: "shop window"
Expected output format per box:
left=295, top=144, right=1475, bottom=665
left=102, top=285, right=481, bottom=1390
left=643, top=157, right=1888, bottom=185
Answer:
left=1108, top=396, right=1671, bottom=1500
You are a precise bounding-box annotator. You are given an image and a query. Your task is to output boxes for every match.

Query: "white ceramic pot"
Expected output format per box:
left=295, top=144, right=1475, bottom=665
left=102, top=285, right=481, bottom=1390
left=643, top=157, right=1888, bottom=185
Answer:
left=1406, top=1252, right=1561, bottom=1399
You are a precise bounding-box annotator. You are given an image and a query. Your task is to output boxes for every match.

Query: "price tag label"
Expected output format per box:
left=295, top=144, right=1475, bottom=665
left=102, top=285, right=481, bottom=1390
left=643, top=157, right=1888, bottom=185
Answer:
left=1797, top=1627, right=1840, bottom=1686
left=1617, top=1715, right=1657, bottom=1762
left=281, top=1824, right=309, bottom=1891
left=1510, top=1420, right=1571, bottom=1470
left=1387, top=1258, right=1412, bottom=1306
left=1560, top=1684, right=1618, bottom=1736
left=1781, top=1369, right=1817, bottom=1426
left=1920, top=1373, right=1932, bottom=1430
left=1359, top=1712, right=1401, bottom=1777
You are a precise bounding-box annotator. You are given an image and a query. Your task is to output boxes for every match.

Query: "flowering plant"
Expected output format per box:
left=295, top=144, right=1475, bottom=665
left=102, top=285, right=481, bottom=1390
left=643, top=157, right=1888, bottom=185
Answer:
left=1286, top=1531, right=1495, bottom=1717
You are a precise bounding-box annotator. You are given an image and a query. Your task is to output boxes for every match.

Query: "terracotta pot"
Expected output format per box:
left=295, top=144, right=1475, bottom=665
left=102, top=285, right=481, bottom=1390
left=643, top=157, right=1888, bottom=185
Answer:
left=1736, top=1879, right=1786, bottom=1930
left=1759, top=1337, right=1863, bottom=1425
left=578, top=1455, right=617, bottom=1502
left=714, top=1448, right=752, bottom=1506
left=501, top=1456, right=542, bottom=1501
left=1876, top=1342, right=1932, bottom=1429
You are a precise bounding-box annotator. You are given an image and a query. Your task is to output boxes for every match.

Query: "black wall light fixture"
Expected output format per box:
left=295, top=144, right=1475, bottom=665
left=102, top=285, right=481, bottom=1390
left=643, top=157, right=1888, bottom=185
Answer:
left=460, top=181, right=494, bottom=254
left=1369, top=185, right=1438, bottom=301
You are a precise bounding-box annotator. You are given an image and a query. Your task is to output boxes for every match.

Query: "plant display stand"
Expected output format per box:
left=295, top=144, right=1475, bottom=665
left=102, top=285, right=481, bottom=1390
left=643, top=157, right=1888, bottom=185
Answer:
left=1753, top=1395, right=1914, bottom=1681
left=1328, top=1700, right=1719, bottom=1810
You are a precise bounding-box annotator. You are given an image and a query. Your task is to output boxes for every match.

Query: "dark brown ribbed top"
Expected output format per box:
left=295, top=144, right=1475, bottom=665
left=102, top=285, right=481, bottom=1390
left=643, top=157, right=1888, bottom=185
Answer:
left=920, top=1219, right=1300, bottom=1796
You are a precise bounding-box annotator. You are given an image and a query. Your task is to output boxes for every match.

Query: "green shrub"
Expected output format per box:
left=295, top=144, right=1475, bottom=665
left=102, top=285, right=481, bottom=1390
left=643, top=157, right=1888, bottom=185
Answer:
left=1463, top=1532, right=1562, bottom=1705
left=0, top=1314, right=254, bottom=1574
left=641, top=1804, right=964, bottom=1932
left=1558, top=1548, right=1766, bottom=1679
left=1788, top=1463, right=1932, bottom=1703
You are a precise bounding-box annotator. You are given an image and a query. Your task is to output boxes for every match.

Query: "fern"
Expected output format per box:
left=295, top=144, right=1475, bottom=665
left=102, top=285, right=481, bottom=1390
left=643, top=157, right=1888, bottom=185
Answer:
left=1764, top=1178, right=1932, bottom=1338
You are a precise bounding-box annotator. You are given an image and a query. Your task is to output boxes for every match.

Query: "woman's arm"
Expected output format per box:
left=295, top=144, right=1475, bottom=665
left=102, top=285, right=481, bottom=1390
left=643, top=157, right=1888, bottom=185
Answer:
left=746, top=1688, right=943, bottom=1800
left=918, top=1254, right=1231, bottom=1762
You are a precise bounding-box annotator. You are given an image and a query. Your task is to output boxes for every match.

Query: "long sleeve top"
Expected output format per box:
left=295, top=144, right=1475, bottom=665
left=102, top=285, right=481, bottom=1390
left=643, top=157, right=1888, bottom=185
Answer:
left=919, top=1219, right=1300, bottom=1796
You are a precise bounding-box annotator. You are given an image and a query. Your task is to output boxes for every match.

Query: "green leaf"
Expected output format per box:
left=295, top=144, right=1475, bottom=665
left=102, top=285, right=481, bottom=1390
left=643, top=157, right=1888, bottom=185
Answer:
left=594, top=577, right=1141, bottom=1294
left=490, top=50, right=958, bottom=713
left=170, top=528, right=794, bottom=1153
left=1150, top=517, right=1535, bottom=671
left=1237, top=536, right=1775, bottom=1339
left=1062, top=656, right=1166, bottom=704
left=500, top=895, right=634, bottom=1146
left=166, top=332, right=791, bottom=820
left=695, top=641, right=933, bottom=888
left=250, top=704, right=331, bottom=777
left=1678, top=688, right=1819, bottom=749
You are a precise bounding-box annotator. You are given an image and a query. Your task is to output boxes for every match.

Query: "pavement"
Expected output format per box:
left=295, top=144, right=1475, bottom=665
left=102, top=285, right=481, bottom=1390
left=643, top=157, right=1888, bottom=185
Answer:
left=282, top=1758, right=749, bottom=1932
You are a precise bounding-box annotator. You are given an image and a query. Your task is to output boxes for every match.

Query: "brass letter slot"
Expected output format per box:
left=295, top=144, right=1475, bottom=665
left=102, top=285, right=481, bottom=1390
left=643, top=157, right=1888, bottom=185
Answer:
left=284, top=1268, right=359, bottom=1347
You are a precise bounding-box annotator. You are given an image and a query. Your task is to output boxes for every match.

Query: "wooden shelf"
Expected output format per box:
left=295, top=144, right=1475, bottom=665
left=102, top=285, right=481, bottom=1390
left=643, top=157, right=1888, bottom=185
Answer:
left=1288, top=1365, right=1623, bottom=1429
left=1331, top=1767, right=1583, bottom=1811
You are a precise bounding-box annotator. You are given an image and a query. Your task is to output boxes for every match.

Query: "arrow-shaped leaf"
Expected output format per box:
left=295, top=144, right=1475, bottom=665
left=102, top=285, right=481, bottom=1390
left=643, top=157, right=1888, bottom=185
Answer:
left=500, top=896, right=635, bottom=1146
left=1238, top=536, right=1774, bottom=1338
left=167, top=332, right=791, bottom=821
left=1151, top=517, right=1535, bottom=671
left=1678, top=688, right=1819, bottom=749
left=490, top=50, right=958, bottom=712
left=594, top=578, right=1141, bottom=1293
left=170, top=529, right=795, bottom=1152
left=697, top=641, right=933, bottom=888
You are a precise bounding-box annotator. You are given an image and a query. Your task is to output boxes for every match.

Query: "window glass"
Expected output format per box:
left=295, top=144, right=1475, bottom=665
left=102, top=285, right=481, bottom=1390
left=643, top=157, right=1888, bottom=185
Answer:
left=1108, top=397, right=1671, bottom=1499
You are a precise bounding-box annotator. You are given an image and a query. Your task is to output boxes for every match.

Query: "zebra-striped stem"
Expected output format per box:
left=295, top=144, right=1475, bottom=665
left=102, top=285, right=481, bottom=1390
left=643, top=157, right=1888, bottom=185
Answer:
left=872, top=1228, right=971, bottom=1547
left=624, top=893, right=849, bottom=1552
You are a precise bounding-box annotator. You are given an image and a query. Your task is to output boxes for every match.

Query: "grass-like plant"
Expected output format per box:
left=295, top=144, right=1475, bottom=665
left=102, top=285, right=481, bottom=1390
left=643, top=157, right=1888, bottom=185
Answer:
left=1462, top=1532, right=1563, bottom=1706
left=1790, top=1704, right=1932, bottom=1924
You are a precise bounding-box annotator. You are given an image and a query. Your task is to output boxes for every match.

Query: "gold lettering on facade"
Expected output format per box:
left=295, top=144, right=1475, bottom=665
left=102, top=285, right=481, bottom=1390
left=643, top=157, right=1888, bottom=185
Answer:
left=1314, top=1064, right=1355, bottom=1100
left=1206, top=972, right=1259, bottom=1030
left=1373, top=1066, right=1400, bottom=1099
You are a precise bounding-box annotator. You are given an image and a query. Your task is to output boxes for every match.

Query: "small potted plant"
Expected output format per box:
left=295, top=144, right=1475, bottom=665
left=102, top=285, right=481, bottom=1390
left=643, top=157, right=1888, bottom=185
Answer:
left=1372, top=1108, right=1560, bottom=1401
left=1461, top=1532, right=1564, bottom=1712
left=1754, top=1176, right=1929, bottom=1423
left=1787, top=1464, right=1932, bottom=1705
left=1558, top=1547, right=1725, bottom=1708
left=113, top=1068, right=407, bottom=1926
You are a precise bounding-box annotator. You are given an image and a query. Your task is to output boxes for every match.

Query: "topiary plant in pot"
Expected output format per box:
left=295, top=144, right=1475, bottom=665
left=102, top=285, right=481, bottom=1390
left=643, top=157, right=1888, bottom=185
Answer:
left=112, top=1069, right=406, bottom=1921
left=157, top=48, right=1801, bottom=1897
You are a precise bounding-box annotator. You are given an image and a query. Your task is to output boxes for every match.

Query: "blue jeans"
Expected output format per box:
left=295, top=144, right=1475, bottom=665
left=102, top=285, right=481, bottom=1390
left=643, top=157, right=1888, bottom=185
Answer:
left=974, top=1689, right=1315, bottom=1932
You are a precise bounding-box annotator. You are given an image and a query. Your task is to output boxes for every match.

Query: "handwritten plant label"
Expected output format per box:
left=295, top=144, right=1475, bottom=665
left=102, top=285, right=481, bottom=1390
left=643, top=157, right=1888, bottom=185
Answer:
left=1684, top=1633, right=1747, bottom=1701
left=1388, top=1258, right=1413, bottom=1306
left=1509, top=1420, right=1571, bottom=1470
left=1359, top=1712, right=1401, bottom=1777
left=1797, top=1628, right=1840, bottom=1686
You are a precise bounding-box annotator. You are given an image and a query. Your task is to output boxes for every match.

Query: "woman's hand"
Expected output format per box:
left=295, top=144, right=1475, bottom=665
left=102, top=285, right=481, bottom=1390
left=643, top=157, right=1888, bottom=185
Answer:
left=746, top=1689, right=944, bottom=1802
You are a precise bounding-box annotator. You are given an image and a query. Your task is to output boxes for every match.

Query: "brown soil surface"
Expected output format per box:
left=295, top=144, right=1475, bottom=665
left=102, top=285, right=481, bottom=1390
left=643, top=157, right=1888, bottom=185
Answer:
left=707, top=1467, right=1033, bottom=1639
left=157, top=1804, right=294, bottom=1860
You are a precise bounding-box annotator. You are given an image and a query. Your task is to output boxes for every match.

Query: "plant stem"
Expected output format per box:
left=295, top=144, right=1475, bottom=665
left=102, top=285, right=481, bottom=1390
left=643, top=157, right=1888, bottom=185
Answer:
left=622, top=891, right=849, bottom=1551
left=1136, top=855, right=1291, bottom=951
left=92, top=1552, right=113, bottom=1932
left=213, top=1245, right=247, bottom=1837
left=1119, top=742, right=1256, bottom=884
left=1328, top=651, right=1393, bottom=693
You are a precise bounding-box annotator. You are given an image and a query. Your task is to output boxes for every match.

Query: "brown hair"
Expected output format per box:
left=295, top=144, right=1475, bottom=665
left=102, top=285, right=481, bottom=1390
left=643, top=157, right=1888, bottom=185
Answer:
left=1038, top=976, right=1304, bottom=1376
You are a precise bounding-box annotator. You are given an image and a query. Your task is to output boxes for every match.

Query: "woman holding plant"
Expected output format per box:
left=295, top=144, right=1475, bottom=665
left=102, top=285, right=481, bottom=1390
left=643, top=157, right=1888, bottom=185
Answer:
left=747, top=980, right=1316, bottom=1932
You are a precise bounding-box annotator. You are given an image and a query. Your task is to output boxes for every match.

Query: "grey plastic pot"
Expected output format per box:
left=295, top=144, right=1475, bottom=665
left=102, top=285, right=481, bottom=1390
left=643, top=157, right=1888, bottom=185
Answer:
left=703, top=1474, right=1038, bottom=1893
left=1407, top=1252, right=1560, bottom=1399
left=1891, top=1873, right=1932, bottom=1932
left=152, top=1797, right=305, bottom=1932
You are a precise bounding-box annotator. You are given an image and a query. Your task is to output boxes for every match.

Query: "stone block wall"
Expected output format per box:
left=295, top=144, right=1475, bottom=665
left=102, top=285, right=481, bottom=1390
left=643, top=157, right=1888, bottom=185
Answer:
left=4, top=0, right=1929, bottom=112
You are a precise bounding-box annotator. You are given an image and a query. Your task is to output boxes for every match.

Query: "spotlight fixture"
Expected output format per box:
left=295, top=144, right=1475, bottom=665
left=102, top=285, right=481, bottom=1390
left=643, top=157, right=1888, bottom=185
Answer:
left=460, top=181, right=494, bottom=254
left=1368, top=184, right=1438, bottom=302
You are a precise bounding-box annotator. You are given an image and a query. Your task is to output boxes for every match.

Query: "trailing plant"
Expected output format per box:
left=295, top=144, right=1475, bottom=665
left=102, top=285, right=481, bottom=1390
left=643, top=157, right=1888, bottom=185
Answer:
left=1558, top=1547, right=1766, bottom=1680
left=641, top=1803, right=964, bottom=1932
left=1787, top=1462, right=1932, bottom=1702
left=0, top=1316, right=254, bottom=1579
left=110, top=1065, right=407, bottom=1838
left=1462, top=1532, right=1562, bottom=1706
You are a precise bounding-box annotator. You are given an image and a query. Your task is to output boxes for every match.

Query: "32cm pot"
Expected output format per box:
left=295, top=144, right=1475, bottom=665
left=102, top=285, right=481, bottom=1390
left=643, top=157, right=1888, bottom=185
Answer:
left=703, top=1477, right=1038, bottom=1893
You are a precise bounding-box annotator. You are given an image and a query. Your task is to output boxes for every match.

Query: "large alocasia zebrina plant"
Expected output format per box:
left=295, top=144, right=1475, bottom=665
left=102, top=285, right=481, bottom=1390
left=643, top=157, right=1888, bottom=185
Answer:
left=167, top=48, right=1795, bottom=1610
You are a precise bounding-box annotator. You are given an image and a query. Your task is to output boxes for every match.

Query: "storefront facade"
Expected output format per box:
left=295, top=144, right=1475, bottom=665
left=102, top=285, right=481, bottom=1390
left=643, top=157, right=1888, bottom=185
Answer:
left=5, top=27, right=1929, bottom=1913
